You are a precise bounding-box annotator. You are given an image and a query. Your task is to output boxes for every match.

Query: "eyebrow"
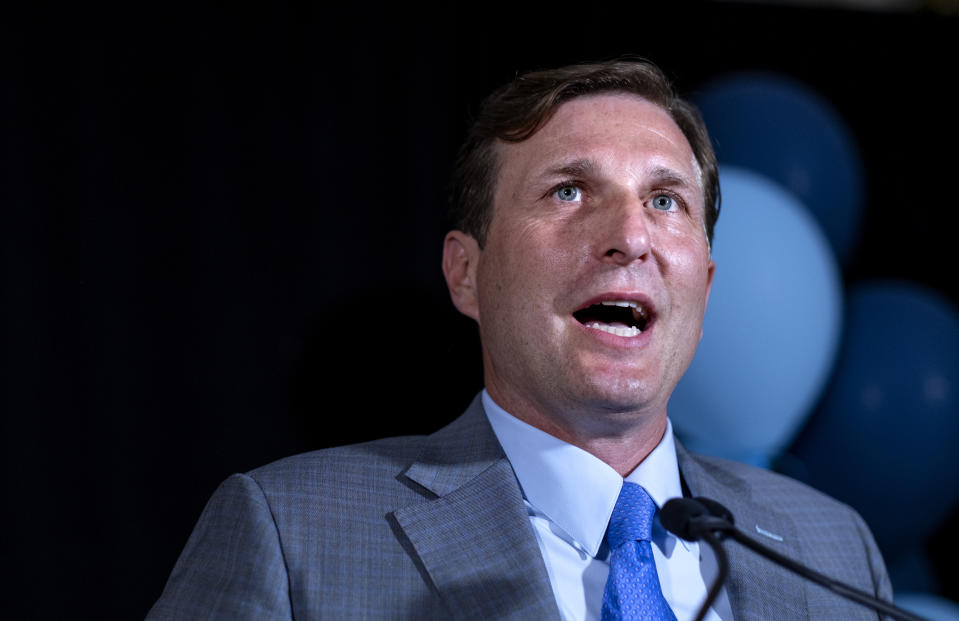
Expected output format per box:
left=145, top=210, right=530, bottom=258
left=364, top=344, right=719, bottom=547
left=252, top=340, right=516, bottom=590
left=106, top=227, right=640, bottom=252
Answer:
left=542, top=158, right=596, bottom=179
left=646, top=165, right=700, bottom=191
left=543, top=160, right=700, bottom=191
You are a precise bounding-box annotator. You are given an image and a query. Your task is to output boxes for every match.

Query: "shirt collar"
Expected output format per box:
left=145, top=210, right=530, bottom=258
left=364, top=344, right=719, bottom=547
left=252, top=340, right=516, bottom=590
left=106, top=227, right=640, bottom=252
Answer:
left=482, top=390, right=687, bottom=558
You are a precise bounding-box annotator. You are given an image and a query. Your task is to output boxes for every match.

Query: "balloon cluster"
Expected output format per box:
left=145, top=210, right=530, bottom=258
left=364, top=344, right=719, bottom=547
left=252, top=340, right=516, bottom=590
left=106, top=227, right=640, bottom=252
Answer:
left=667, top=72, right=959, bottom=607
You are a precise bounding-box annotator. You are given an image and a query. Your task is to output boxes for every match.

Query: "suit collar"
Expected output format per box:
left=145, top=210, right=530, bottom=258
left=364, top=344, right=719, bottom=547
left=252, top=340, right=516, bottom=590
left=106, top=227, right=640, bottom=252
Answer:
left=392, top=394, right=561, bottom=620
left=676, top=442, right=810, bottom=620
left=402, top=394, right=508, bottom=497
left=394, top=400, right=810, bottom=620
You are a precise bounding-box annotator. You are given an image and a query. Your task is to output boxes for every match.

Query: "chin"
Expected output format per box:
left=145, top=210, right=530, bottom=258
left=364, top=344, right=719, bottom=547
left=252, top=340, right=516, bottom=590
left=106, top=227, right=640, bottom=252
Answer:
left=571, top=374, right=662, bottom=415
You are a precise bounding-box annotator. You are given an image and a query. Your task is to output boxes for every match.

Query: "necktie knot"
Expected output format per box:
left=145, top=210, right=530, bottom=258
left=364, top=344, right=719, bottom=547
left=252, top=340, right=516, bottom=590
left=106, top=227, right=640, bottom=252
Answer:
left=606, top=482, right=656, bottom=550
left=601, top=482, right=676, bottom=620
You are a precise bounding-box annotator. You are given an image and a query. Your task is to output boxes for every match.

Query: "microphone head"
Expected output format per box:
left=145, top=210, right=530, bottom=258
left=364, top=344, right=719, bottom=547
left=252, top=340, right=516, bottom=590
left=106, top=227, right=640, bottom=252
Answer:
left=695, top=497, right=735, bottom=526
left=660, top=497, right=710, bottom=541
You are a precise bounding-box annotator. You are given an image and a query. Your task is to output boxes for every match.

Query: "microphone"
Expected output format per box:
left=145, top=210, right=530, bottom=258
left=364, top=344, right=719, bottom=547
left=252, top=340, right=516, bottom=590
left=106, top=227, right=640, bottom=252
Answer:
left=659, top=498, right=730, bottom=621
left=694, top=496, right=734, bottom=524
left=660, top=497, right=734, bottom=540
left=660, top=497, right=929, bottom=621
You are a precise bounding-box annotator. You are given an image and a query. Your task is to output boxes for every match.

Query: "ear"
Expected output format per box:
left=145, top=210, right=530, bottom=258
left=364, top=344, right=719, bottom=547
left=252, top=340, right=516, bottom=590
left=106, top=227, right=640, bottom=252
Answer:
left=442, top=230, right=481, bottom=322
left=700, top=259, right=716, bottom=340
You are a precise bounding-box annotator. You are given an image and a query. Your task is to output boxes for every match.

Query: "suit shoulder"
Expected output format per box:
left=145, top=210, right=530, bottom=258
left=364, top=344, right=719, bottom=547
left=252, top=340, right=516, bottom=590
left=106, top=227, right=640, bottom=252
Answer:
left=245, top=434, right=428, bottom=489
left=688, top=451, right=857, bottom=515
left=686, top=451, right=893, bottom=604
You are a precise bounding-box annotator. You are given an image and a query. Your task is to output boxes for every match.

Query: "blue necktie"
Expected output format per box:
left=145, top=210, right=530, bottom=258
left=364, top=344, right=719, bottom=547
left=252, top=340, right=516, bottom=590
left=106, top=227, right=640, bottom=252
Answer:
left=601, top=483, right=677, bottom=621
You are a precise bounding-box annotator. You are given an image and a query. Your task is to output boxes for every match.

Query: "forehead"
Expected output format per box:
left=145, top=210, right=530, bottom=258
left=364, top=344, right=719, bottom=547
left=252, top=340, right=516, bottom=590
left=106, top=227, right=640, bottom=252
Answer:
left=494, top=92, right=702, bottom=189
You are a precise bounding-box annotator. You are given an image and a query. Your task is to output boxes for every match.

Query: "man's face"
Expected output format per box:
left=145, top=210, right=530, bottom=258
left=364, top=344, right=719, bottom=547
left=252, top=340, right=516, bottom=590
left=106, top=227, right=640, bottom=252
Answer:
left=444, top=93, right=714, bottom=435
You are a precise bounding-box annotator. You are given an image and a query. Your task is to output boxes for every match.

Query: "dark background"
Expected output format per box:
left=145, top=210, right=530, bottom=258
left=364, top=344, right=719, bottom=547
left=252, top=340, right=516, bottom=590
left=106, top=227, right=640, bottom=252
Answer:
left=3, top=1, right=957, bottom=618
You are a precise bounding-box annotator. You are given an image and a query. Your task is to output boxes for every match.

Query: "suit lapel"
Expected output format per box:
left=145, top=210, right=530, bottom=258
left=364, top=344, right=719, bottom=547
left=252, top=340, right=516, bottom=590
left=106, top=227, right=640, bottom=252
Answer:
left=392, top=396, right=561, bottom=620
left=676, top=443, right=810, bottom=621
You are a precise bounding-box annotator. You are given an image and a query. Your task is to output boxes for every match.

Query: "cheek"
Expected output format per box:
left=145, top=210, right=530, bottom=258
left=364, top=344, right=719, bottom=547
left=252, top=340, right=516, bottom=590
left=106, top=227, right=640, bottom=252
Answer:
left=661, top=241, right=713, bottom=299
left=509, top=221, right=583, bottom=281
left=476, top=237, right=542, bottom=323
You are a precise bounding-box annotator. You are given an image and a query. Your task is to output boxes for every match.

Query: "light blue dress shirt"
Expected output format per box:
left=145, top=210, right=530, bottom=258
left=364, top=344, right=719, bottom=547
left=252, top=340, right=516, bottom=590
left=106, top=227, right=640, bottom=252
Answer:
left=483, top=390, right=733, bottom=621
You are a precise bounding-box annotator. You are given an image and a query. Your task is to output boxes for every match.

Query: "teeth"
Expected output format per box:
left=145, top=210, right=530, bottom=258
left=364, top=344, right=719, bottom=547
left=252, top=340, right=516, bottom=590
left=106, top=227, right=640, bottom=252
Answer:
left=600, top=300, right=641, bottom=309
left=584, top=322, right=642, bottom=337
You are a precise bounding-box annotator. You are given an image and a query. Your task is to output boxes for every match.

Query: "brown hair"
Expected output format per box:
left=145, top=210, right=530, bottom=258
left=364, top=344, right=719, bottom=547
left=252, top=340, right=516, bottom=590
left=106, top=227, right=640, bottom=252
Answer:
left=449, top=58, right=720, bottom=247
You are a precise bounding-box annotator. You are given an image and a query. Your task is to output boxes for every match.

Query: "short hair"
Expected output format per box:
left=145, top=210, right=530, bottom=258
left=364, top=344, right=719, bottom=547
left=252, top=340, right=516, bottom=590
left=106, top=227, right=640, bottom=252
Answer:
left=449, top=58, right=720, bottom=248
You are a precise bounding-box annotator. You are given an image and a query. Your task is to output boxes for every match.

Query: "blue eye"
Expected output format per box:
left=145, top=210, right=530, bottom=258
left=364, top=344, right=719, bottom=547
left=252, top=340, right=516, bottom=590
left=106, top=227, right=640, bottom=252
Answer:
left=556, top=186, right=581, bottom=202
left=651, top=194, right=675, bottom=211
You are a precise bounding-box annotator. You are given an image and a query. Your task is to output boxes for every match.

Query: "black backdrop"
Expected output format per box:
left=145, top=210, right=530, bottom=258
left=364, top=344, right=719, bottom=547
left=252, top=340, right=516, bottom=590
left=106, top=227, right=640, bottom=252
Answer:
left=4, top=1, right=958, bottom=618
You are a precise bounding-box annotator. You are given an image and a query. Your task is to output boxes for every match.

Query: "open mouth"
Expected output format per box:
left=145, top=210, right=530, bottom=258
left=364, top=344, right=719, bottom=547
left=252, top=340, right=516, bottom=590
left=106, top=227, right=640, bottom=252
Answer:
left=573, top=300, right=651, bottom=337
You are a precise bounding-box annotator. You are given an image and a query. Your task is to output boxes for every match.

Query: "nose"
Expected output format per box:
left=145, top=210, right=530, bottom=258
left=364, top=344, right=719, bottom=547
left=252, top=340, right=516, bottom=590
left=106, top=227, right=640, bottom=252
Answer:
left=596, top=194, right=652, bottom=266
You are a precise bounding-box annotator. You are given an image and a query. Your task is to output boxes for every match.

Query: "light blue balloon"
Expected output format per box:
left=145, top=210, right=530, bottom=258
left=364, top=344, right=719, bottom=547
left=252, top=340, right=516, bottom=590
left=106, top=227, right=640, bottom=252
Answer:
left=669, top=166, right=843, bottom=466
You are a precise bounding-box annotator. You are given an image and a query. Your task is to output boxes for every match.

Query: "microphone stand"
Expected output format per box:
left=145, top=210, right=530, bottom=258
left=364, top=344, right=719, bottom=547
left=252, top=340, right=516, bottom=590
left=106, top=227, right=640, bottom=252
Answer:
left=693, top=524, right=728, bottom=621
left=661, top=497, right=929, bottom=621
left=719, top=525, right=928, bottom=621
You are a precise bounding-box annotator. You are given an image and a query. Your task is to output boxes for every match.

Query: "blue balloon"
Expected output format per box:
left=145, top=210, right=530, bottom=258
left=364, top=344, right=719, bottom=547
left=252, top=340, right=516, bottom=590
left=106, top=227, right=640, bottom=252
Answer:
left=669, top=166, right=843, bottom=466
left=787, top=282, right=959, bottom=559
left=695, top=72, right=864, bottom=264
left=895, top=593, right=959, bottom=621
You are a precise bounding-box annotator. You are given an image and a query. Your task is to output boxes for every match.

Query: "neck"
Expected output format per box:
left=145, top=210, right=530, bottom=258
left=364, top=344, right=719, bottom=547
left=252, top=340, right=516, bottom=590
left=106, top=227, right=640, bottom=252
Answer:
left=486, top=388, right=669, bottom=477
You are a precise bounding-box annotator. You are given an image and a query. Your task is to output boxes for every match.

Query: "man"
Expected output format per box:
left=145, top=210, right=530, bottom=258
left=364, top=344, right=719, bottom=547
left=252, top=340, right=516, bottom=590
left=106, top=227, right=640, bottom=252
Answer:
left=148, top=59, right=892, bottom=620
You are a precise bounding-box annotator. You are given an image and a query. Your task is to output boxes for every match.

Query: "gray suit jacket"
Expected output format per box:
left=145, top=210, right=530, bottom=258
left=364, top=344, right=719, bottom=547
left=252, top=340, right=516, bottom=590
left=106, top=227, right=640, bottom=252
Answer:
left=148, top=395, right=893, bottom=619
